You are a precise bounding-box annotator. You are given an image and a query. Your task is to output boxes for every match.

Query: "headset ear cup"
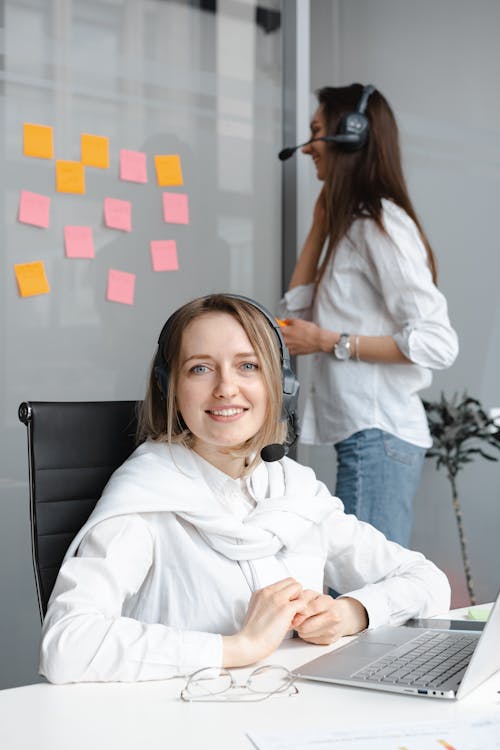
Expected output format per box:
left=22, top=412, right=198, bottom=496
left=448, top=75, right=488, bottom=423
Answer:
left=154, top=360, right=169, bottom=399
left=332, top=84, right=374, bottom=153
left=281, top=366, right=299, bottom=419
left=335, top=112, right=369, bottom=152
left=281, top=359, right=300, bottom=448
left=154, top=312, right=177, bottom=400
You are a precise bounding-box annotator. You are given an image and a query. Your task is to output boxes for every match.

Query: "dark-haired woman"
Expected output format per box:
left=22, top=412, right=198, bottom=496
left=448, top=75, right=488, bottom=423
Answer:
left=281, top=84, right=458, bottom=548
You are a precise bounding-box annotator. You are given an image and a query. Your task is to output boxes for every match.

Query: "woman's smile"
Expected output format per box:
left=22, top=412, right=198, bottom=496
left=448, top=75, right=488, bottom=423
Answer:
left=175, top=311, right=268, bottom=474
left=206, top=406, right=247, bottom=420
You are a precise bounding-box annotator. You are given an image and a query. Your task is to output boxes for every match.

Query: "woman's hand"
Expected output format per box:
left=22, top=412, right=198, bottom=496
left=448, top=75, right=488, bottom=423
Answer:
left=292, top=594, right=368, bottom=646
left=281, top=318, right=333, bottom=355
left=222, top=578, right=305, bottom=667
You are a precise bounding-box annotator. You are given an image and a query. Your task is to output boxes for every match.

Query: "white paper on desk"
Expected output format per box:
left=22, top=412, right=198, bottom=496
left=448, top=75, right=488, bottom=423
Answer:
left=247, top=715, right=500, bottom=749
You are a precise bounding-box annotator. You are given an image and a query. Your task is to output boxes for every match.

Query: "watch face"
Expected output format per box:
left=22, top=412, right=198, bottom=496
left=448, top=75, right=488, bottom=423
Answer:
left=334, top=345, right=350, bottom=360
left=334, top=335, right=351, bottom=360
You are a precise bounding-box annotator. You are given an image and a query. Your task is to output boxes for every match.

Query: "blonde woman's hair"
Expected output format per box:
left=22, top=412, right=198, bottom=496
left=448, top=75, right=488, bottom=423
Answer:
left=137, top=294, right=287, bottom=473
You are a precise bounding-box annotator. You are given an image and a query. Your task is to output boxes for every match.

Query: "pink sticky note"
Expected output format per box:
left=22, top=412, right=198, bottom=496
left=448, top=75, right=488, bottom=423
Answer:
left=18, top=190, right=51, bottom=228
left=150, top=240, right=179, bottom=272
left=64, top=226, right=95, bottom=259
left=104, top=198, right=132, bottom=232
left=162, top=192, right=189, bottom=225
left=107, top=269, right=135, bottom=305
left=120, top=149, right=148, bottom=183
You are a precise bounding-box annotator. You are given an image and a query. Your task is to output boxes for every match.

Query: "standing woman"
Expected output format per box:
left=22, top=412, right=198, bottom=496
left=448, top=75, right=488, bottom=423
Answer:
left=280, top=83, right=458, bottom=548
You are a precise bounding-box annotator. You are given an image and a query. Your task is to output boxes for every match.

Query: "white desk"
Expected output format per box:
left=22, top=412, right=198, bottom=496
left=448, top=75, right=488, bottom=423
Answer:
left=1, top=614, right=499, bottom=750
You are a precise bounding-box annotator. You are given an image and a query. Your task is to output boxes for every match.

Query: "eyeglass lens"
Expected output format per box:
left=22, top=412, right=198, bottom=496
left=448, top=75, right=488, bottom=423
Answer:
left=186, top=668, right=233, bottom=697
left=247, top=665, right=294, bottom=694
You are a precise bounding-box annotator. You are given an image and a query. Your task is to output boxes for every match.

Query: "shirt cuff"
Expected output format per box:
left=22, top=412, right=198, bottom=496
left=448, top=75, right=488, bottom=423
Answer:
left=281, top=284, right=315, bottom=314
left=340, top=585, right=391, bottom=630
left=393, top=325, right=459, bottom=370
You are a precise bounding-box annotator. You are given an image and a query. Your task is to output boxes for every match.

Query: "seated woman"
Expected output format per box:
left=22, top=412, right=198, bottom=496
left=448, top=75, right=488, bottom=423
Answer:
left=39, top=293, right=450, bottom=684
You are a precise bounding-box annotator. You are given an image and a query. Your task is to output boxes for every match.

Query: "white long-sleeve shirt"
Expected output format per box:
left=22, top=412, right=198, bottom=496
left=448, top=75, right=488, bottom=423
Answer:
left=39, top=442, right=450, bottom=684
left=283, top=200, right=459, bottom=447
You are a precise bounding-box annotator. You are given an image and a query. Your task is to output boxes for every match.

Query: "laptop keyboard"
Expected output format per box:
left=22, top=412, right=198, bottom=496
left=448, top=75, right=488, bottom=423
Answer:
left=351, top=631, right=477, bottom=688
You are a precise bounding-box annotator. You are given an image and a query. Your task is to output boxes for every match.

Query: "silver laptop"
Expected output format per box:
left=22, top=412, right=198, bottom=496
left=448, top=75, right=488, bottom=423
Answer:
left=294, top=593, right=500, bottom=699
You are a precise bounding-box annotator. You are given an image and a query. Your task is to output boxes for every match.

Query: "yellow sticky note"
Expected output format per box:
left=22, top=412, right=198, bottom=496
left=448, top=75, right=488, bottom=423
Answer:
left=154, top=154, right=183, bottom=186
left=23, top=123, right=54, bottom=159
left=14, top=261, right=50, bottom=297
left=81, top=134, right=109, bottom=168
left=56, top=160, right=86, bottom=194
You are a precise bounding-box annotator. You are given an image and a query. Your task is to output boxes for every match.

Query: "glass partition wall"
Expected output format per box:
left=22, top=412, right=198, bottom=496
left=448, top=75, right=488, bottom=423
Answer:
left=0, top=0, right=284, bottom=688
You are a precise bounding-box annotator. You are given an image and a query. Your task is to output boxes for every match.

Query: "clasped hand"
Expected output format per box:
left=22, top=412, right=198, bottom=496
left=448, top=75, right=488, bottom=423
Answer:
left=223, top=578, right=368, bottom=668
left=292, top=590, right=368, bottom=645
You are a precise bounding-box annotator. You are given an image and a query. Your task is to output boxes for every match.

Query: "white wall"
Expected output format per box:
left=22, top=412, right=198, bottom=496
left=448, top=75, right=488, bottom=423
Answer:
left=302, top=0, right=500, bottom=607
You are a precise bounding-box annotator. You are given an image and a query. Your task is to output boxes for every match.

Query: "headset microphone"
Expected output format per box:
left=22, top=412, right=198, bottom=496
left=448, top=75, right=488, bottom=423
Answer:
left=278, top=146, right=298, bottom=162
left=278, top=84, right=375, bottom=160
left=260, top=410, right=299, bottom=462
left=278, top=136, right=339, bottom=162
left=260, top=443, right=286, bottom=462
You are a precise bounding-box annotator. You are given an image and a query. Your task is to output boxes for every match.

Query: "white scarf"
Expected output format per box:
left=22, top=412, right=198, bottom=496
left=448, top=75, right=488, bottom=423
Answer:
left=64, top=441, right=340, bottom=563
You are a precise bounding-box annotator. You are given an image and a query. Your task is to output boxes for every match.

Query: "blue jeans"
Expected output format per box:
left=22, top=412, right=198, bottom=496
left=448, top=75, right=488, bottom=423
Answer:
left=334, top=429, right=426, bottom=547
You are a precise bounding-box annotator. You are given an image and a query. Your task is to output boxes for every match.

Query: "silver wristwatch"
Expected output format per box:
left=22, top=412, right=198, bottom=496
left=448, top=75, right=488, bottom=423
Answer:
left=333, top=333, right=352, bottom=360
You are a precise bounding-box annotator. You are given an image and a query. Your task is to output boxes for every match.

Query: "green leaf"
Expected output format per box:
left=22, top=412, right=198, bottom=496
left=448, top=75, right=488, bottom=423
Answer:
left=424, top=390, right=500, bottom=478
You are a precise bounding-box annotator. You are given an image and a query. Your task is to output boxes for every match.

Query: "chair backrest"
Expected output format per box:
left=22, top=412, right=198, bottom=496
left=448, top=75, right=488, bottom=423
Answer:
left=18, top=400, right=139, bottom=620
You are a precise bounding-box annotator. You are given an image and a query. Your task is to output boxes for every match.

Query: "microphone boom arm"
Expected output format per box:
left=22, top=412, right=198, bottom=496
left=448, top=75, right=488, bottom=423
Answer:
left=278, top=134, right=359, bottom=161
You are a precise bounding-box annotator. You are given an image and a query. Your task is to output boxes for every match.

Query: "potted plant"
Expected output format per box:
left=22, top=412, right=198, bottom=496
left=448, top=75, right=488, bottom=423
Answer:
left=423, top=393, right=500, bottom=605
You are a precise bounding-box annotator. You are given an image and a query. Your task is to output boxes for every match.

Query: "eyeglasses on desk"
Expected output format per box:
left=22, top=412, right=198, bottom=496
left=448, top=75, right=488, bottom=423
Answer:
left=180, top=664, right=299, bottom=703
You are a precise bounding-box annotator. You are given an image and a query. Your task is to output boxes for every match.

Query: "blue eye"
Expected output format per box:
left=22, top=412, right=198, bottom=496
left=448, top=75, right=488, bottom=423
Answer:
left=191, top=365, right=209, bottom=375
left=241, top=362, right=258, bottom=372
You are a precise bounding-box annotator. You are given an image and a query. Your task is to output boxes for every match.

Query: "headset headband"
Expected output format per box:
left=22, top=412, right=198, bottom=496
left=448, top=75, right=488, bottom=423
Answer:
left=356, top=84, right=375, bottom=115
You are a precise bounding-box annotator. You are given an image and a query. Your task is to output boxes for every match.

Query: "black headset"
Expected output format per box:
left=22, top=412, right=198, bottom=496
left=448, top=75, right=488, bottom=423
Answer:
left=278, top=84, right=376, bottom=160
left=153, top=294, right=300, bottom=444
left=330, top=83, right=375, bottom=152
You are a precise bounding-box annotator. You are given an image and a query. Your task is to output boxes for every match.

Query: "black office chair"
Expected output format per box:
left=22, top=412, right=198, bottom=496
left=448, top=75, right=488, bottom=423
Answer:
left=18, top=401, right=139, bottom=621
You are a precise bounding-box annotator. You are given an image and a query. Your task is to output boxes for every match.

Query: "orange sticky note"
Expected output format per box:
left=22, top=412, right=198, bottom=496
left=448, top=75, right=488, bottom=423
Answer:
left=107, top=269, right=135, bottom=305
left=14, top=261, right=50, bottom=297
left=104, top=197, right=132, bottom=232
left=56, top=160, right=85, bottom=194
left=23, top=123, right=54, bottom=159
left=120, top=149, right=147, bottom=183
left=81, top=134, right=109, bottom=168
left=155, top=154, right=183, bottom=186
left=150, top=240, right=179, bottom=271
left=64, top=226, right=95, bottom=259
left=162, top=192, right=189, bottom=224
left=18, top=190, right=51, bottom=228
